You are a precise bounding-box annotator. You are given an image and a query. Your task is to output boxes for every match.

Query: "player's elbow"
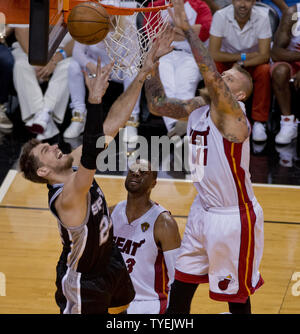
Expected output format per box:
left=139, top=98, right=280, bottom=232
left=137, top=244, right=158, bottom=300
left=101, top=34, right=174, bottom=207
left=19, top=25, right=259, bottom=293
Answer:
left=148, top=104, right=163, bottom=117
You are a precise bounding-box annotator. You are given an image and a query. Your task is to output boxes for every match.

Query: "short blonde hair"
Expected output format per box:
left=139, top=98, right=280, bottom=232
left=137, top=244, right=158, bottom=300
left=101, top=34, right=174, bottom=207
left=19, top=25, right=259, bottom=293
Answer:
left=234, top=64, right=253, bottom=101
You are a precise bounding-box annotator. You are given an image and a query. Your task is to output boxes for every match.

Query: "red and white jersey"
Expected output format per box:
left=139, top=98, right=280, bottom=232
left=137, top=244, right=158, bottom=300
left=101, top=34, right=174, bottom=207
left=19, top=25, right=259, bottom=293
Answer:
left=187, top=103, right=255, bottom=210
left=288, top=3, right=300, bottom=52
left=111, top=201, right=169, bottom=313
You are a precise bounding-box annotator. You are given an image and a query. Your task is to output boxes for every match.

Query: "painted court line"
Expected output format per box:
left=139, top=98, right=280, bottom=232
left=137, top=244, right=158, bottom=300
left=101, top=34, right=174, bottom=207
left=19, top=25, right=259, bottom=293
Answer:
left=0, top=170, right=17, bottom=203
left=0, top=169, right=299, bottom=206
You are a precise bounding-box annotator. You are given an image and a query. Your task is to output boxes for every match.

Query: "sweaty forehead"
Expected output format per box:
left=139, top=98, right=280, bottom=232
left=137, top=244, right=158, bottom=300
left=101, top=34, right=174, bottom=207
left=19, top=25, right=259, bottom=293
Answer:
left=31, top=143, right=42, bottom=155
left=129, top=160, right=151, bottom=172
left=31, top=143, right=48, bottom=159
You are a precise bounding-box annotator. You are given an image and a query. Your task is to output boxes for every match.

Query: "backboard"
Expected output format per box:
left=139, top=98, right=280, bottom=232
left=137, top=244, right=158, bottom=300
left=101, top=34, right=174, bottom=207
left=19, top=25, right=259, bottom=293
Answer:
left=0, top=0, right=70, bottom=65
left=0, top=0, right=153, bottom=65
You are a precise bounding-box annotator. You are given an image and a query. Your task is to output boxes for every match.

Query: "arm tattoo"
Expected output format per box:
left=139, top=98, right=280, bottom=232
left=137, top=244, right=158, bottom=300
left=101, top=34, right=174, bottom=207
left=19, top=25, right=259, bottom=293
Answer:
left=183, top=28, right=243, bottom=116
left=145, top=67, right=204, bottom=119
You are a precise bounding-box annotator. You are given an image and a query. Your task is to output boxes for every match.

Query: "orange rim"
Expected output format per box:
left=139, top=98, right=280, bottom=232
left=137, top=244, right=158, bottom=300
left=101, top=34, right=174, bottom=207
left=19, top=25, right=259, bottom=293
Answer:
left=65, top=1, right=172, bottom=19
left=98, top=2, right=172, bottom=15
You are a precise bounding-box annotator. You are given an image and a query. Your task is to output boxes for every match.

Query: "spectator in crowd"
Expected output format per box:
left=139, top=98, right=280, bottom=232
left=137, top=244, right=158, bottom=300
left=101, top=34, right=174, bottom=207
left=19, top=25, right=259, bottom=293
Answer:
left=146, top=0, right=212, bottom=138
left=0, top=25, right=14, bottom=131
left=203, top=0, right=294, bottom=17
left=111, top=159, right=181, bottom=314
left=12, top=27, right=74, bottom=140
left=65, top=15, right=141, bottom=149
left=209, top=0, right=272, bottom=142
left=270, top=3, right=299, bottom=144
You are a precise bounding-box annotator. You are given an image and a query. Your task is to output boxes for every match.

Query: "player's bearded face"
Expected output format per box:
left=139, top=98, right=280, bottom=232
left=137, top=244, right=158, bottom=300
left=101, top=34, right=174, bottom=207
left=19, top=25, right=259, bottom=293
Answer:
left=34, top=143, right=74, bottom=173
left=54, top=154, right=74, bottom=173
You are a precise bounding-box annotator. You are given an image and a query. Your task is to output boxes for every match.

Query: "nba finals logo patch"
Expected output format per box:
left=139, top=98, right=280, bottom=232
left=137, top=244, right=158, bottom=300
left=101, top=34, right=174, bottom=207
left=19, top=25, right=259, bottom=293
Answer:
left=141, top=222, right=150, bottom=232
left=218, top=274, right=235, bottom=291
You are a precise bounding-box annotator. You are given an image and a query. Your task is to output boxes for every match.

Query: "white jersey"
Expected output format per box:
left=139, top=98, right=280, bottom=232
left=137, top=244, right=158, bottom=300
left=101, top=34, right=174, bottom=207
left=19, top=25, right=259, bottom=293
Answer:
left=111, top=201, right=169, bottom=313
left=187, top=102, right=255, bottom=210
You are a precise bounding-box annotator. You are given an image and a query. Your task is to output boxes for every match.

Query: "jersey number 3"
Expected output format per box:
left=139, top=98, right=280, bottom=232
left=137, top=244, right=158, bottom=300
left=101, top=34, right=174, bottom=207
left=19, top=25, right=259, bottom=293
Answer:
left=126, top=258, right=136, bottom=273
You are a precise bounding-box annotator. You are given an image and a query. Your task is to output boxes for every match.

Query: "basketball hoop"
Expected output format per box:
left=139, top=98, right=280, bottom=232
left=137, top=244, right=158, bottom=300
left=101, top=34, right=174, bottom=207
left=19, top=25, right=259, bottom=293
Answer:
left=92, top=0, right=172, bottom=80
left=99, top=0, right=171, bottom=15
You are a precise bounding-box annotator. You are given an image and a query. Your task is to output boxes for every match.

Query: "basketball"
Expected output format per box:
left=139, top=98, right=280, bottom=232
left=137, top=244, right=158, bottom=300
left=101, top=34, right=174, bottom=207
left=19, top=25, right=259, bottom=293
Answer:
left=67, top=2, right=110, bottom=45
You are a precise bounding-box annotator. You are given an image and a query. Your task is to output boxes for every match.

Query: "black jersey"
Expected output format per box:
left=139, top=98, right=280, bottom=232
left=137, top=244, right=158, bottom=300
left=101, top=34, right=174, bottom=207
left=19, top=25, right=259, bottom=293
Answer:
left=48, top=174, right=114, bottom=276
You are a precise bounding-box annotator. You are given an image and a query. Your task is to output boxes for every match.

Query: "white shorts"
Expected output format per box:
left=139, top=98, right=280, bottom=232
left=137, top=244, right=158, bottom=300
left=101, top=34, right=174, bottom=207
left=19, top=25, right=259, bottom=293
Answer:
left=127, top=299, right=162, bottom=314
left=175, top=195, right=264, bottom=303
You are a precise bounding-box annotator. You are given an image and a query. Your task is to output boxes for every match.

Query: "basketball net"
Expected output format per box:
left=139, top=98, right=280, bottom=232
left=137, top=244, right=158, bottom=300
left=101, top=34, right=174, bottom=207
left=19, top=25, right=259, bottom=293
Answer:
left=96, top=0, right=172, bottom=80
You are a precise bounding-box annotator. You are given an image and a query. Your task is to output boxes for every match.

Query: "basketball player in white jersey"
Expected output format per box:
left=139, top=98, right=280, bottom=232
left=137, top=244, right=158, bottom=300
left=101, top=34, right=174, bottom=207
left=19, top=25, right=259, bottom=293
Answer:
left=111, top=159, right=181, bottom=314
left=270, top=3, right=300, bottom=144
left=145, top=0, right=264, bottom=314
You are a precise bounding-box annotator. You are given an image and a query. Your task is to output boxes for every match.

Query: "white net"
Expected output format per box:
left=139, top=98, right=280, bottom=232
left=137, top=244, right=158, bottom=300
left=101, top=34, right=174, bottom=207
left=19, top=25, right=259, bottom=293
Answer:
left=98, top=0, right=171, bottom=80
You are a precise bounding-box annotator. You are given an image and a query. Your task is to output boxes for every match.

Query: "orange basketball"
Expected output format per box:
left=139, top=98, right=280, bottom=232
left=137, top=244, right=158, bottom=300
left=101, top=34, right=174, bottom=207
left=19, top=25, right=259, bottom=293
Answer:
left=67, top=2, right=110, bottom=45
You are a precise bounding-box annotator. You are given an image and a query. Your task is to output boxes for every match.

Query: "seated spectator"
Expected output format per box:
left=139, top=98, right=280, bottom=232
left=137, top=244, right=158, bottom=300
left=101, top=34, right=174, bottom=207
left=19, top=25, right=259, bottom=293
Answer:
left=209, top=0, right=272, bottom=142
left=270, top=3, right=299, bottom=145
left=0, top=25, right=14, bottom=131
left=146, top=0, right=212, bottom=138
left=204, top=0, right=294, bottom=17
left=12, top=27, right=74, bottom=140
left=65, top=15, right=141, bottom=149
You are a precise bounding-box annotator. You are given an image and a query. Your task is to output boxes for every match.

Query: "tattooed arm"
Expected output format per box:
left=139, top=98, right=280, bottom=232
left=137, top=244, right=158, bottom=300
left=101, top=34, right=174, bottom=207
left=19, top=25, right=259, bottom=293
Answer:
left=169, top=0, right=250, bottom=143
left=145, top=24, right=206, bottom=119
left=145, top=65, right=206, bottom=120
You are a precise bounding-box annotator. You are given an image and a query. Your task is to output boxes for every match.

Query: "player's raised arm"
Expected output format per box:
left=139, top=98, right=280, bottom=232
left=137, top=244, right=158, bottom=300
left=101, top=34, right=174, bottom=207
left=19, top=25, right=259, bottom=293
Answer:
left=102, top=30, right=174, bottom=140
left=145, top=24, right=206, bottom=119
left=61, top=58, right=112, bottom=201
left=169, top=0, right=250, bottom=143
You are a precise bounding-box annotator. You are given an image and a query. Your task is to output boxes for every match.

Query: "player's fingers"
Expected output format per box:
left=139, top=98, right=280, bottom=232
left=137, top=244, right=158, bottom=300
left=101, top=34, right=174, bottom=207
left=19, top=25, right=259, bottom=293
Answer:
left=103, top=62, right=114, bottom=76
left=83, top=70, right=91, bottom=86
left=166, top=22, right=174, bottom=35
left=167, top=7, right=174, bottom=22
left=151, top=40, right=160, bottom=57
left=96, top=56, right=102, bottom=75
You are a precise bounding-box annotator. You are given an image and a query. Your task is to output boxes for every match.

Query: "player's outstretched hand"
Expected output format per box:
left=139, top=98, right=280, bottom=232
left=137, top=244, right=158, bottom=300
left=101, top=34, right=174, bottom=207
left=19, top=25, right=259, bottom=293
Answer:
left=84, top=57, right=113, bottom=104
left=169, top=0, right=190, bottom=32
left=142, top=24, right=175, bottom=75
left=155, top=24, right=175, bottom=59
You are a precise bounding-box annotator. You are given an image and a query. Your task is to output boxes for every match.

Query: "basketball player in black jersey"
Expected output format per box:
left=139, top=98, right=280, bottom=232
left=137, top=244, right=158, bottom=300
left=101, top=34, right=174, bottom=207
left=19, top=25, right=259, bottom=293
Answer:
left=18, top=35, right=173, bottom=314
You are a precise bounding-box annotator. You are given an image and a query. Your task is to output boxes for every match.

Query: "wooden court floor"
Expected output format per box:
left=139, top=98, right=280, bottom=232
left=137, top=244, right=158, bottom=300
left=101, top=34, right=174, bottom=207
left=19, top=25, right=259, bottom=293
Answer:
left=0, top=170, right=300, bottom=314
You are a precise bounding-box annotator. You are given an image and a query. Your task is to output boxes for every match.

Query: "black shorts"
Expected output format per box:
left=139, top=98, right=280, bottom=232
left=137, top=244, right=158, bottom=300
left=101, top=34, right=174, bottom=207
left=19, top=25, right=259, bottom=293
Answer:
left=55, top=245, right=135, bottom=314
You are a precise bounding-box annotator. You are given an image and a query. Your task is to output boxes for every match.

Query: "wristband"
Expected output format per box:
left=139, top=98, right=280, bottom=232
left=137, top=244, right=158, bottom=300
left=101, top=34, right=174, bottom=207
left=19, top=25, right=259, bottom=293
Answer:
left=58, top=48, right=67, bottom=59
left=241, top=53, right=246, bottom=61
left=80, top=102, right=105, bottom=170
